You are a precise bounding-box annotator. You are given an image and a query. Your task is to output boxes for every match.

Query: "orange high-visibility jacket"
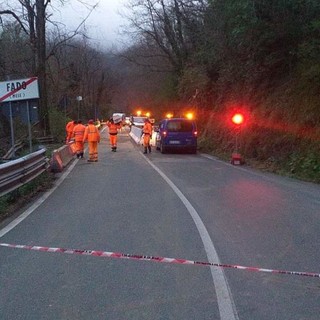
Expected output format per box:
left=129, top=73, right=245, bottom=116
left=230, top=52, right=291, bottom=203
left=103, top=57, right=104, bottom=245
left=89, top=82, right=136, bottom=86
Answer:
left=107, top=122, right=121, bottom=135
left=83, top=124, right=100, bottom=142
left=143, top=122, right=152, bottom=135
left=72, top=123, right=86, bottom=141
left=66, top=121, right=75, bottom=134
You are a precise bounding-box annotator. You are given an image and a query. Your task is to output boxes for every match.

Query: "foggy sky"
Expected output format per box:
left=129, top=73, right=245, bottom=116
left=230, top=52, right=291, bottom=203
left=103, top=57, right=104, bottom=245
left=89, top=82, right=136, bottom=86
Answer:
left=54, top=0, right=130, bottom=50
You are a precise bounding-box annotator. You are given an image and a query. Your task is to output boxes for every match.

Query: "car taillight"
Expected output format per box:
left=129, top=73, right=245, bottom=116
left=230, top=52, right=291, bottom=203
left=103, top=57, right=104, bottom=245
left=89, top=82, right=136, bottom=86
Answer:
left=162, top=131, right=167, bottom=136
left=193, top=131, right=198, bottom=137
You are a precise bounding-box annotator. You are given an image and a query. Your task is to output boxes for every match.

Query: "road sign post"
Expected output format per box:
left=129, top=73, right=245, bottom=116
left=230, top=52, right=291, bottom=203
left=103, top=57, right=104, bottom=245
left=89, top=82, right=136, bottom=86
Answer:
left=0, top=77, right=39, bottom=155
left=9, top=102, right=15, bottom=157
left=76, top=96, right=82, bottom=119
left=26, top=101, right=32, bottom=153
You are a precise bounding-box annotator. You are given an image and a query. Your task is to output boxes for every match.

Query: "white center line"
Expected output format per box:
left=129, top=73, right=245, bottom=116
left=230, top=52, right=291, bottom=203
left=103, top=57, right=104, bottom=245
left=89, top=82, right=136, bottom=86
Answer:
left=142, top=153, right=239, bottom=320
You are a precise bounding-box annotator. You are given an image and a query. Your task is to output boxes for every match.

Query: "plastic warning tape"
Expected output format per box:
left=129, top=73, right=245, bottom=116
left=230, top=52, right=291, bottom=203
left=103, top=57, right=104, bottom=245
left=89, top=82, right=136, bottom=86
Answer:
left=1, top=242, right=319, bottom=278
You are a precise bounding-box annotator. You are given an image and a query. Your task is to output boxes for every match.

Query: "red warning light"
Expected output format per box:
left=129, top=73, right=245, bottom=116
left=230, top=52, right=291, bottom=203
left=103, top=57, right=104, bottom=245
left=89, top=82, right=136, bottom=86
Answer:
left=232, top=113, right=244, bottom=125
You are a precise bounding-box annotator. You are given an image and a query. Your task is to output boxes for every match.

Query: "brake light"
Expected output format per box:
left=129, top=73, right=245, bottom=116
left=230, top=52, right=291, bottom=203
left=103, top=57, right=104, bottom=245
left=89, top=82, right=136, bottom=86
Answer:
left=162, top=131, right=167, bottom=136
left=193, top=131, right=198, bottom=137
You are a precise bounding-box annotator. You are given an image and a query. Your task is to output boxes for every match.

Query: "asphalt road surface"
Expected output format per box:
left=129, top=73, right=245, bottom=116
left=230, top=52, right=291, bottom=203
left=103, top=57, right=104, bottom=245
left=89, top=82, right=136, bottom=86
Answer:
left=0, top=127, right=320, bottom=320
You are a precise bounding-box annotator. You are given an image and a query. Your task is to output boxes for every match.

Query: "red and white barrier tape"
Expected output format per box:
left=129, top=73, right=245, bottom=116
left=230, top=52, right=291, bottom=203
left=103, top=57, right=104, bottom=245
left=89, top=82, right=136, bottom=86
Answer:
left=1, top=242, right=319, bottom=278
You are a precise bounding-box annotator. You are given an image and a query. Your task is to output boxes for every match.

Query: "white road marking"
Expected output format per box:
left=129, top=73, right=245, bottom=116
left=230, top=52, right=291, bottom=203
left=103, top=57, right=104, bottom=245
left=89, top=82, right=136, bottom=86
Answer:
left=0, top=159, right=79, bottom=238
left=142, top=153, right=239, bottom=320
left=0, top=138, right=238, bottom=320
left=0, top=133, right=106, bottom=237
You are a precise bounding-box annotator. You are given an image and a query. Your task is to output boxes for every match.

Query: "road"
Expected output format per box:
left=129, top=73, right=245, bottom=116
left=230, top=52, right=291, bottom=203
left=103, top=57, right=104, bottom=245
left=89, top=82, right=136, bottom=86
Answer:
left=0, top=127, right=320, bottom=320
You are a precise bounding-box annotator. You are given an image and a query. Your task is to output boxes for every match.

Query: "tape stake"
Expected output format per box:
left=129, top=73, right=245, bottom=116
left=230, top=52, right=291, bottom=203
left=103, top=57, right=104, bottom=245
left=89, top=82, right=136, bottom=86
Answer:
left=1, top=242, right=319, bottom=278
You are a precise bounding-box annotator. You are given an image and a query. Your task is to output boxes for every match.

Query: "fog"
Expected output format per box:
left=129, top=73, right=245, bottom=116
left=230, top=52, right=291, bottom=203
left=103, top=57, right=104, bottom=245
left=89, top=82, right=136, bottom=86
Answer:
left=53, top=0, right=131, bottom=50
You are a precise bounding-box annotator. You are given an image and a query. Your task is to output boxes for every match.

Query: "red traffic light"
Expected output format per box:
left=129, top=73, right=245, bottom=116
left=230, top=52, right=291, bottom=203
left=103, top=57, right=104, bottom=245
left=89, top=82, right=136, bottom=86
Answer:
left=231, top=113, right=244, bottom=125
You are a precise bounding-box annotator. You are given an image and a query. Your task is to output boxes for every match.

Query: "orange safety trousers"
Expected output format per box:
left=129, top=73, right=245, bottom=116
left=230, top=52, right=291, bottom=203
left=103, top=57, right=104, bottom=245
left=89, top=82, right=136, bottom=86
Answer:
left=88, top=141, right=98, bottom=161
left=83, top=124, right=100, bottom=161
left=109, top=135, right=117, bottom=147
left=143, top=134, right=151, bottom=147
left=75, top=141, right=84, bottom=154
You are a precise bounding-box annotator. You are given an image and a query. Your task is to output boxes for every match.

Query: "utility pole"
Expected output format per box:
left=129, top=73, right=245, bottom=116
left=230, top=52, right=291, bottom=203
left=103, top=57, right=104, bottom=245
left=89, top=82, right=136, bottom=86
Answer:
left=76, top=96, right=82, bottom=119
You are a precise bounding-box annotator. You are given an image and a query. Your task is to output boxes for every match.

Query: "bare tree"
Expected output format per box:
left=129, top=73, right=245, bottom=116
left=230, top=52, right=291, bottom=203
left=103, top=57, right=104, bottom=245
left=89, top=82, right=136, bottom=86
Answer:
left=0, top=0, right=98, bottom=135
left=123, top=0, right=207, bottom=74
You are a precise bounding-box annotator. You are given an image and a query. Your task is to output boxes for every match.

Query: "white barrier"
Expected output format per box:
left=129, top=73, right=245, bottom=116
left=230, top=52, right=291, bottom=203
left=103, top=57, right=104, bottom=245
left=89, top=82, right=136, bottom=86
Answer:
left=129, top=126, right=157, bottom=146
left=129, top=126, right=142, bottom=144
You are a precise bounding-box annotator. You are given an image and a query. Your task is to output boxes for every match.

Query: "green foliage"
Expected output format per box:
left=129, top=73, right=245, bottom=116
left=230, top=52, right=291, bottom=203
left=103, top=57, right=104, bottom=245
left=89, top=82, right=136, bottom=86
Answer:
left=297, top=18, right=320, bottom=83
left=48, top=107, right=69, bottom=143
left=156, top=73, right=179, bottom=102
left=185, top=0, right=320, bottom=183
left=0, top=171, right=54, bottom=219
left=199, top=113, right=320, bottom=182
left=178, top=66, right=210, bottom=100
left=287, top=150, right=320, bottom=182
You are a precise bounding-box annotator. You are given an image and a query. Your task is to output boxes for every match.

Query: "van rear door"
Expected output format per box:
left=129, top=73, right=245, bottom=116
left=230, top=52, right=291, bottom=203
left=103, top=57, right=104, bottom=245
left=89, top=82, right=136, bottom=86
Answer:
left=165, top=119, right=197, bottom=147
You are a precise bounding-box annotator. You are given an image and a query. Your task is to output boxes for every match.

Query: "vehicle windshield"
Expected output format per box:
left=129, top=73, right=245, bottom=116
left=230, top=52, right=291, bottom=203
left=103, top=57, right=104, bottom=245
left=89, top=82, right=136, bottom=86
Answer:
left=132, top=117, right=147, bottom=123
left=167, top=120, right=193, bottom=132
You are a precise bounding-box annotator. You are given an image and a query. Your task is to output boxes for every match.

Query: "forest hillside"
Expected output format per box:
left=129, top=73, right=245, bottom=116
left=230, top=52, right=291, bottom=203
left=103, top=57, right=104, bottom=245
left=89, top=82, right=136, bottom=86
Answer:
left=0, top=0, right=319, bottom=182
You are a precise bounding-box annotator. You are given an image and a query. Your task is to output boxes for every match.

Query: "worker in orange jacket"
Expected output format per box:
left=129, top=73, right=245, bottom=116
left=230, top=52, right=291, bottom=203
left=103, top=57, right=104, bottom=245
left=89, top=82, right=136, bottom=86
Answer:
left=83, top=119, right=100, bottom=162
left=106, top=117, right=121, bottom=152
left=142, top=118, right=153, bottom=154
left=72, top=120, right=86, bottom=159
left=66, top=120, right=76, bottom=143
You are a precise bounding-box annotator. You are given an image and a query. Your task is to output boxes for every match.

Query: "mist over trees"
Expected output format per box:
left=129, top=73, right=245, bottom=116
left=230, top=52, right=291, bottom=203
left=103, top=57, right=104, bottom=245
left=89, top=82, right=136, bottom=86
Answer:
left=123, top=0, right=320, bottom=116
left=0, top=0, right=319, bottom=181
left=121, top=0, right=320, bottom=181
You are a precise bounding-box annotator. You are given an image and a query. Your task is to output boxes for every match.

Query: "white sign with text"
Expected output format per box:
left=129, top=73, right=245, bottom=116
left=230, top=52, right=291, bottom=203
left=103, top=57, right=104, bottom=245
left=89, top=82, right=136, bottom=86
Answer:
left=0, top=77, right=39, bottom=102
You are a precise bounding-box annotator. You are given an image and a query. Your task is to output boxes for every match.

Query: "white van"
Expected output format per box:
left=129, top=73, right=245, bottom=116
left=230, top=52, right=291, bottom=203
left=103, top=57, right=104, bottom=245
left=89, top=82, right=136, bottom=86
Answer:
left=112, top=113, right=126, bottom=124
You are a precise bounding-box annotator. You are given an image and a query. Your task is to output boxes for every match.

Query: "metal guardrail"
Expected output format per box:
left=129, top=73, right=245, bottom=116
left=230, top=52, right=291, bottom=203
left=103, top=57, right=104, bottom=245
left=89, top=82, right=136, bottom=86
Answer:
left=0, top=148, right=49, bottom=197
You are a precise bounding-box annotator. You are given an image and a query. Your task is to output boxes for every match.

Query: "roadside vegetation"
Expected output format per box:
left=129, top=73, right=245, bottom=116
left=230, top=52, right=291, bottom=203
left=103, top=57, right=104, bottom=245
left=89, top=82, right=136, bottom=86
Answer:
left=0, top=0, right=319, bottom=219
left=0, top=171, right=55, bottom=222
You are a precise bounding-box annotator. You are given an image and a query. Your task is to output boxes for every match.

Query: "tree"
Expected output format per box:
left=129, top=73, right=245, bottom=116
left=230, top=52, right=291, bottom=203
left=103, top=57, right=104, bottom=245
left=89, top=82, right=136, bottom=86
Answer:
left=0, top=0, right=99, bottom=135
left=47, top=33, right=120, bottom=122
left=0, top=0, right=52, bottom=134
left=124, top=0, right=206, bottom=73
left=118, top=0, right=208, bottom=113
